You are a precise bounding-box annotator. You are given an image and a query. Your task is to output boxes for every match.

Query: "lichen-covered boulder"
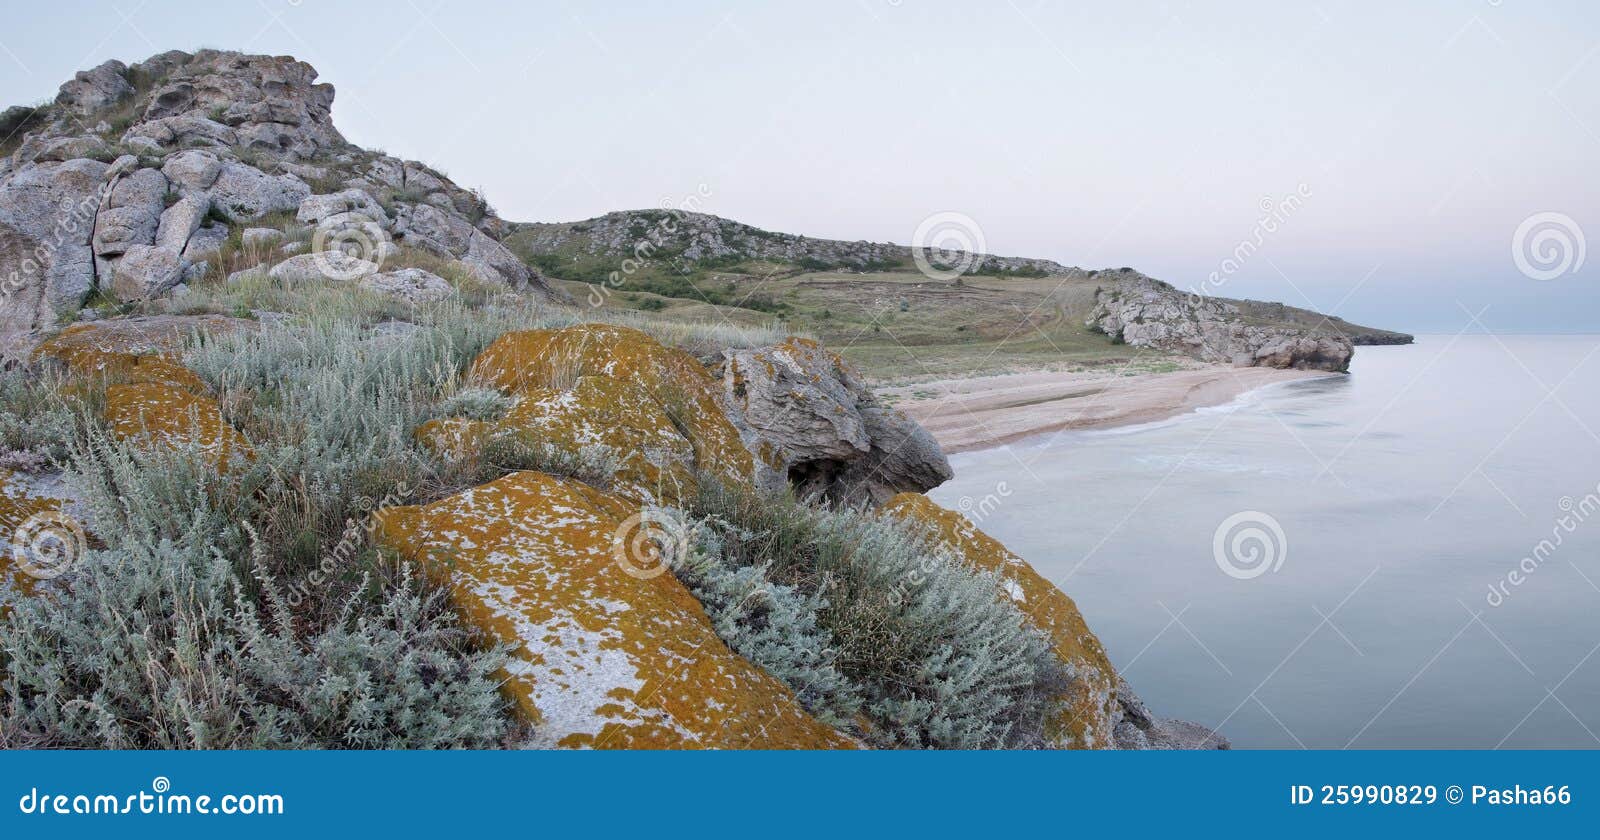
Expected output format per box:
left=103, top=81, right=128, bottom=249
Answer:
left=0, top=158, right=110, bottom=360
left=716, top=338, right=951, bottom=505
left=419, top=375, right=696, bottom=506
left=882, top=492, right=1227, bottom=749
left=104, top=381, right=252, bottom=470
left=373, top=470, right=856, bottom=749
left=469, top=324, right=754, bottom=485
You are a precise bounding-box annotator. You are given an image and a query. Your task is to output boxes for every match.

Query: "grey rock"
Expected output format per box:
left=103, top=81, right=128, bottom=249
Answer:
left=267, top=252, right=378, bottom=284
left=108, top=244, right=184, bottom=301
left=359, top=267, right=451, bottom=303
left=92, top=165, right=167, bottom=259
left=1111, top=678, right=1229, bottom=750
left=54, top=59, right=133, bottom=117
left=1087, top=273, right=1354, bottom=372
left=0, top=158, right=110, bottom=359
left=296, top=188, right=385, bottom=228
left=241, top=227, right=283, bottom=248
left=716, top=339, right=951, bottom=506
left=155, top=193, right=210, bottom=251
left=181, top=224, right=229, bottom=260
left=206, top=161, right=309, bottom=222
left=160, top=149, right=222, bottom=193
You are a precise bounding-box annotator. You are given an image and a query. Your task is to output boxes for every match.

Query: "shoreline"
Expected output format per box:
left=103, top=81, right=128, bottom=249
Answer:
left=880, top=365, right=1331, bottom=454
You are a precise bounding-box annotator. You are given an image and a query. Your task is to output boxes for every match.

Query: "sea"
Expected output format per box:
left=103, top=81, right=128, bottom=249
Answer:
left=930, top=334, right=1600, bottom=748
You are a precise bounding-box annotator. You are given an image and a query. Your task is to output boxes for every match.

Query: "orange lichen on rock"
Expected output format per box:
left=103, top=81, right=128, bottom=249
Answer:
left=468, top=324, right=753, bottom=483
left=0, top=469, right=77, bottom=604
left=882, top=491, right=1120, bottom=749
left=373, top=470, right=856, bottom=749
left=36, top=320, right=214, bottom=394
left=104, top=382, right=253, bottom=470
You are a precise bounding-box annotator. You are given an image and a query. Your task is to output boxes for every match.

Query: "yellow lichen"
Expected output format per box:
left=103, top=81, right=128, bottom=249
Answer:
left=882, top=492, right=1120, bottom=749
left=104, top=382, right=253, bottom=470
left=468, top=324, right=753, bottom=483
left=373, top=470, right=856, bottom=749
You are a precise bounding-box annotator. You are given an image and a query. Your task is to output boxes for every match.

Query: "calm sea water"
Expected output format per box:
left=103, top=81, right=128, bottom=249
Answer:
left=930, top=335, right=1600, bottom=748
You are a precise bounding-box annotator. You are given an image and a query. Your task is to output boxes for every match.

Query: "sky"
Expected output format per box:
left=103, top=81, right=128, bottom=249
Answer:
left=1, top=0, right=1596, bottom=333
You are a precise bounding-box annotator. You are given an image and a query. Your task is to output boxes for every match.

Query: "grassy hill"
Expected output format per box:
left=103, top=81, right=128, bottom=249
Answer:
left=506, top=211, right=1410, bottom=383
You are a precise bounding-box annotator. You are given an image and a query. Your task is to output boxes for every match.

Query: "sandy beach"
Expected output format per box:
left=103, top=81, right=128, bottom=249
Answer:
left=880, top=365, right=1330, bottom=453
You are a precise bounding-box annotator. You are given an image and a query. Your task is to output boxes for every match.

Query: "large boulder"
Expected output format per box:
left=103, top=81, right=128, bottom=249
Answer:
left=882, top=492, right=1228, bottom=750
left=358, top=267, right=450, bottom=303
left=296, top=188, right=386, bottom=228
left=154, top=193, right=210, bottom=252
left=108, top=244, right=184, bottom=301
left=267, top=252, right=378, bottom=284
left=373, top=470, right=857, bottom=749
left=92, top=161, right=167, bottom=262
left=715, top=338, right=951, bottom=506
left=54, top=59, right=133, bottom=117
left=394, top=202, right=550, bottom=295
left=206, top=161, right=310, bottom=222
left=469, top=324, right=754, bottom=486
left=0, top=158, right=110, bottom=360
left=160, top=149, right=222, bottom=193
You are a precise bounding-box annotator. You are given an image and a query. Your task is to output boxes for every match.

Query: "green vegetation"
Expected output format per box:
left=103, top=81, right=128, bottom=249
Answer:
left=675, top=481, right=1066, bottom=749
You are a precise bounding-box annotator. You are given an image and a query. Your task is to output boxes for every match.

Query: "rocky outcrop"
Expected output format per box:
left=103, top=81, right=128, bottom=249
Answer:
left=714, top=337, right=950, bottom=506
left=510, top=209, right=1067, bottom=275
left=0, top=49, right=560, bottom=356
left=373, top=470, right=858, bottom=749
left=883, top=492, right=1228, bottom=750
left=1088, top=273, right=1354, bottom=372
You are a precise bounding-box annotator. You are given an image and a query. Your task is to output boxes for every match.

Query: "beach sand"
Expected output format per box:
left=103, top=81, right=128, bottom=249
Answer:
left=880, top=365, right=1330, bottom=453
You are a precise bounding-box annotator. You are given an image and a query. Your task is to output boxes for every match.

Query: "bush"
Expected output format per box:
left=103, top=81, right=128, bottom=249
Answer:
left=679, top=482, right=1065, bottom=749
left=0, top=433, right=512, bottom=749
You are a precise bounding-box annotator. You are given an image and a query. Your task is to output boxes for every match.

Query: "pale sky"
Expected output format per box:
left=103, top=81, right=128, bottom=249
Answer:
left=2, top=1, right=1596, bottom=332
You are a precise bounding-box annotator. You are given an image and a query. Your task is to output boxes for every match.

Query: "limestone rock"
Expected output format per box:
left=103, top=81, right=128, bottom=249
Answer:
left=372, top=470, right=856, bottom=749
left=267, top=252, right=378, bottom=284
left=181, top=224, right=228, bottom=260
left=715, top=338, right=951, bottom=505
left=0, top=158, right=110, bottom=359
left=394, top=202, right=547, bottom=294
left=1087, top=273, right=1354, bottom=372
left=54, top=59, right=133, bottom=117
left=296, top=188, right=386, bottom=228
left=358, top=267, right=450, bottom=303
left=92, top=165, right=167, bottom=259
left=160, top=149, right=222, bottom=193
left=108, top=244, right=183, bottom=301
left=206, top=161, right=309, bottom=222
left=154, top=193, right=210, bottom=252
left=241, top=227, right=283, bottom=249
left=469, top=324, right=754, bottom=486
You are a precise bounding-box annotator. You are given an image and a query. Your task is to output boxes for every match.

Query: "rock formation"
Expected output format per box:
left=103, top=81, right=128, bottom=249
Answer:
left=713, top=337, right=951, bottom=506
left=0, top=49, right=558, bottom=361
left=1087, top=272, right=1356, bottom=372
